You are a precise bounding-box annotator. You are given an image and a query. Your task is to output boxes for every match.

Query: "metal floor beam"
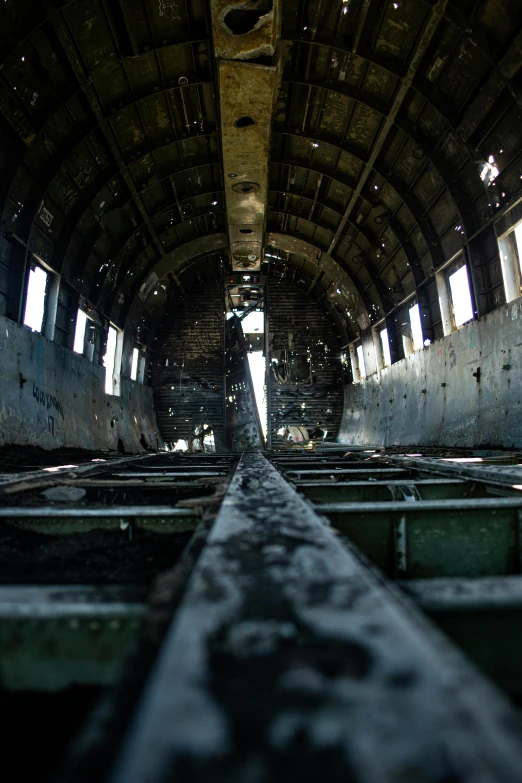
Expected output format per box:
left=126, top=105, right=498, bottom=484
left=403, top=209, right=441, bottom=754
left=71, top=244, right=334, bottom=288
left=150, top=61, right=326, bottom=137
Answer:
left=107, top=452, right=522, bottom=783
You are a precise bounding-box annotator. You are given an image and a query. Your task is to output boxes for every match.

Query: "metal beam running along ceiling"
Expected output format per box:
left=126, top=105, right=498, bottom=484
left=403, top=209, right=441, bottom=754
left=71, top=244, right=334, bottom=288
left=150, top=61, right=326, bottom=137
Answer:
left=210, top=1, right=282, bottom=273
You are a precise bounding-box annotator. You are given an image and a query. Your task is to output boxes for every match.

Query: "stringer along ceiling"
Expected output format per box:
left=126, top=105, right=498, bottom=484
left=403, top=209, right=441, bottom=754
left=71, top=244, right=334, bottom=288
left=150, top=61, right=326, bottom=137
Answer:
left=1, top=0, right=522, bottom=345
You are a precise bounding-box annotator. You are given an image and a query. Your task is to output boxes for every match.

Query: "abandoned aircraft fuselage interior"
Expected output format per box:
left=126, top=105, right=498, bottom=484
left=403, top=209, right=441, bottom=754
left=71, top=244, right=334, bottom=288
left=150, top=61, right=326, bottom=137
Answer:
left=3, top=0, right=522, bottom=780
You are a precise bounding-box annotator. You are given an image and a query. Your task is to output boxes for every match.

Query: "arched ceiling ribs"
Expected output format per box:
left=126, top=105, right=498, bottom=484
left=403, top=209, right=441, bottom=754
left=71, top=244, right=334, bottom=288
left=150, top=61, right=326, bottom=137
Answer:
left=96, top=201, right=226, bottom=306
left=87, top=188, right=225, bottom=281
left=58, top=159, right=222, bottom=289
left=123, top=233, right=228, bottom=327
left=268, top=207, right=390, bottom=313
left=266, top=232, right=372, bottom=332
left=269, top=190, right=403, bottom=305
left=117, top=161, right=222, bottom=210
left=45, top=158, right=219, bottom=269
left=283, top=36, right=404, bottom=79
left=58, top=149, right=218, bottom=251
left=102, top=79, right=213, bottom=126
left=266, top=259, right=349, bottom=344
left=114, top=129, right=218, bottom=169
left=3, top=119, right=99, bottom=239
left=98, top=214, right=226, bottom=309
left=5, top=117, right=219, bottom=282
left=270, top=160, right=425, bottom=284
left=0, top=6, right=210, bottom=70
left=281, top=75, right=474, bottom=236
left=283, top=12, right=522, bottom=126
left=438, top=7, right=522, bottom=117
left=31, top=5, right=221, bottom=299
left=283, top=74, right=390, bottom=118
left=136, top=254, right=226, bottom=344
left=273, top=130, right=447, bottom=269
left=0, top=69, right=82, bottom=144
left=319, top=0, right=450, bottom=256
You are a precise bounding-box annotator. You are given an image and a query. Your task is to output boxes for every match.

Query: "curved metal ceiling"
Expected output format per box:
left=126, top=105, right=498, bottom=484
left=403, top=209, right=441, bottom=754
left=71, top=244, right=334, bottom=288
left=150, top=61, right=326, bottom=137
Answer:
left=1, top=0, right=521, bottom=342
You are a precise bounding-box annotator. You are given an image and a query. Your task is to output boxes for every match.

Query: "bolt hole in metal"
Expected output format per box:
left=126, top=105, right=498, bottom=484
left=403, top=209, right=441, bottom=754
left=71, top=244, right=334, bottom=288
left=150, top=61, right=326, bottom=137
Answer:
left=223, top=2, right=273, bottom=35
left=232, top=181, right=260, bottom=194
left=235, top=116, right=256, bottom=128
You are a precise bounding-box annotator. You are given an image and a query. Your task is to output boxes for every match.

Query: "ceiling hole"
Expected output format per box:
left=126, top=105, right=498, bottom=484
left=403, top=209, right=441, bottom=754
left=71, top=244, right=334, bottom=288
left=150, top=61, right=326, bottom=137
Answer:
left=223, top=3, right=273, bottom=35
left=235, top=116, right=256, bottom=128
left=239, top=228, right=254, bottom=233
left=232, top=181, right=260, bottom=194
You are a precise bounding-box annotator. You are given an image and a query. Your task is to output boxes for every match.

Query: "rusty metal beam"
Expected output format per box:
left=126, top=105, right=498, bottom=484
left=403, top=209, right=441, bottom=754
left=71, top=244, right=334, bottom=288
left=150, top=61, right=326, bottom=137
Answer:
left=326, top=0, right=450, bottom=256
left=43, top=2, right=176, bottom=279
left=210, top=0, right=281, bottom=273
left=108, top=451, right=522, bottom=782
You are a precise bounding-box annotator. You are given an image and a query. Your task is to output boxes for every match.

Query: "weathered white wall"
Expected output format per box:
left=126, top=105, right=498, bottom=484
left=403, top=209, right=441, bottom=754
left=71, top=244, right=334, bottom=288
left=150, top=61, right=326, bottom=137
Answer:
left=339, top=297, right=522, bottom=449
left=0, top=315, right=161, bottom=452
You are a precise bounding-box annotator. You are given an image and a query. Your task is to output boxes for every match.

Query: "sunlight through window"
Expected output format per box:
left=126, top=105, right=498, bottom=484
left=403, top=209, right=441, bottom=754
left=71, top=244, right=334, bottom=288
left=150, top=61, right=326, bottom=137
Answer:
left=357, top=344, right=366, bottom=378
left=131, top=347, right=139, bottom=380
left=103, top=325, right=117, bottom=395
left=449, top=265, right=473, bottom=327
left=380, top=327, right=392, bottom=367
left=247, top=351, right=267, bottom=438
left=241, top=310, right=264, bottom=333
left=73, top=309, right=87, bottom=354
left=514, top=224, right=522, bottom=274
left=23, top=266, right=47, bottom=333
left=409, top=303, right=423, bottom=351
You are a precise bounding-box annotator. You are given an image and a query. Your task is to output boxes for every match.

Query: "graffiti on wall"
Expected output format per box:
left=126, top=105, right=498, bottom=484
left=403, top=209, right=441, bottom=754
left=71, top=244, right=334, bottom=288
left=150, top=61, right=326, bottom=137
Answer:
left=32, top=383, right=65, bottom=421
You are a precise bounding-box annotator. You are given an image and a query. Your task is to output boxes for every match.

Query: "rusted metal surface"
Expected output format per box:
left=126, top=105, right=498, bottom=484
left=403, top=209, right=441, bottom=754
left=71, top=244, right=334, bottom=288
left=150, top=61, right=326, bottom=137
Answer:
left=0, top=0, right=521, bottom=352
left=266, top=233, right=368, bottom=332
left=211, top=0, right=281, bottom=273
left=340, top=295, right=522, bottom=450
left=402, top=576, right=522, bottom=700
left=0, top=585, right=146, bottom=691
left=267, top=280, right=344, bottom=445
left=152, top=282, right=226, bottom=450
left=219, top=59, right=281, bottom=272
left=210, top=0, right=280, bottom=61
left=107, top=451, right=522, bottom=782
left=0, top=314, right=161, bottom=452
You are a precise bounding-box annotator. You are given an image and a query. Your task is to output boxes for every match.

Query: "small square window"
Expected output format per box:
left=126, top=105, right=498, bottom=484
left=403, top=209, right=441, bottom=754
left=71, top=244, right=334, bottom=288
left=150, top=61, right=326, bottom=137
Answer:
left=380, top=328, right=392, bottom=367
left=409, top=303, right=423, bottom=351
left=356, top=344, right=366, bottom=378
left=448, top=265, right=473, bottom=327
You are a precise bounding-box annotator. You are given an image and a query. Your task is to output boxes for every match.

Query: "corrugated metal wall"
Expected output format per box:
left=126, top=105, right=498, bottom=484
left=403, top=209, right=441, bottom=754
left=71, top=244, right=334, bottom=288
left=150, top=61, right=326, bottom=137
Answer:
left=267, top=280, right=344, bottom=445
left=152, top=283, right=225, bottom=450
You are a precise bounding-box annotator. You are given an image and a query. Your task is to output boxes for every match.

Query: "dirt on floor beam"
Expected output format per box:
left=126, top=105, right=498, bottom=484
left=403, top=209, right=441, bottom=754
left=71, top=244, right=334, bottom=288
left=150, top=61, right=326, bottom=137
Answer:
left=108, top=451, right=522, bottom=783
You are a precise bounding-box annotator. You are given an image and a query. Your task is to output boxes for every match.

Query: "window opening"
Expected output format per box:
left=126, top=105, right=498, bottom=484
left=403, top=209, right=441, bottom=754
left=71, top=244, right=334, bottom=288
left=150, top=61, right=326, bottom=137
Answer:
left=248, top=351, right=267, bottom=439
left=514, top=224, right=522, bottom=275
left=356, top=344, right=366, bottom=378
left=73, top=309, right=88, bottom=354
left=448, top=265, right=474, bottom=327
left=380, top=327, right=392, bottom=367
left=189, top=425, right=215, bottom=453
left=409, top=303, right=423, bottom=352
left=103, top=325, right=118, bottom=395
left=241, top=309, right=264, bottom=334
left=237, top=307, right=267, bottom=439
left=137, top=353, right=146, bottom=384
left=23, top=265, right=48, bottom=333
left=131, top=347, right=139, bottom=380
